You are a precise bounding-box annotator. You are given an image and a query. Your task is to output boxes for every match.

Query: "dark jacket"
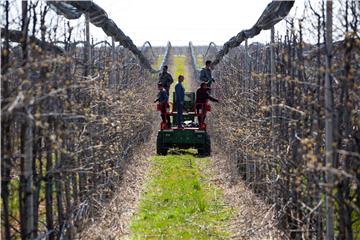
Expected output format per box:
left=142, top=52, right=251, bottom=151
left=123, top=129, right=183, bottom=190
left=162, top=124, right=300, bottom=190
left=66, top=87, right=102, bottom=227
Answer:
left=175, top=82, right=185, bottom=104
left=155, top=88, right=168, bottom=104
left=196, top=87, right=218, bottom=103
left=159, top=72, right=173, bottom=88
left=199, top=67, right=214, bottom=85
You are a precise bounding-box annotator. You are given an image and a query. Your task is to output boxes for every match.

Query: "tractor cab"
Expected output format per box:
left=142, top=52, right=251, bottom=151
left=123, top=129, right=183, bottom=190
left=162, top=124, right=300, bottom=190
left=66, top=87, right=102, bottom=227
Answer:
left=156, top=92, right=211, bottom=156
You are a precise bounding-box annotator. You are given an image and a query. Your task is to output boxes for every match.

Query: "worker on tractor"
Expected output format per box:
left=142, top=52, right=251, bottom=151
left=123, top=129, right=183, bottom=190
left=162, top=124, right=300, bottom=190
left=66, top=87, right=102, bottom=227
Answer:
left=154, top=83, right=170, bottom=128
left=175, top=75, right=185, bottom=129
left=195, top=82, right=219, bottom=128
left=159, top=65, right=174, bottom=95
left=199, top=60, right=215, bottom=88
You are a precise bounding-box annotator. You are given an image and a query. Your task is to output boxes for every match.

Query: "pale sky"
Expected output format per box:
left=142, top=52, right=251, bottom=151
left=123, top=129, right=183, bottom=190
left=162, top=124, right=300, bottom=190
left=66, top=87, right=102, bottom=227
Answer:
left=3, top=0, right=317, bottom=47
left=87, top=0, right=305, bottom=46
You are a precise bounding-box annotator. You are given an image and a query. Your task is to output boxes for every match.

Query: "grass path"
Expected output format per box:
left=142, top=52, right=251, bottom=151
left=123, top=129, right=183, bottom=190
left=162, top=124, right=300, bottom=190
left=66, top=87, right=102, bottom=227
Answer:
left=129, top=151, right=232, bottom=239
left=129, top=55, right=232, bottom=239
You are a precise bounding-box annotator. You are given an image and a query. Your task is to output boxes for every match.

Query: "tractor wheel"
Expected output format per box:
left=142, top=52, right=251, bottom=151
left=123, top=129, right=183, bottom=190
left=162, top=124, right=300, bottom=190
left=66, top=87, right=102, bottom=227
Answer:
left=156, top=135, right=168, bottom=156
left=157, top=147, right=168, bottom=156
left=204, top=134, right=211, bottom=156
left=198, top=148, right=205, bottom=156
left=198, top=134, right=211, bottom=157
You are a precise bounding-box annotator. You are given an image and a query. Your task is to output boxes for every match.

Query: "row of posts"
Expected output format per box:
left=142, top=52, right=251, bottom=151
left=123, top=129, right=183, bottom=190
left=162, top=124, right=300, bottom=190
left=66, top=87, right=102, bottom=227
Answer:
left=236, top=4, right=334, bottom=237
left=84, top=13, right=117, bottom=87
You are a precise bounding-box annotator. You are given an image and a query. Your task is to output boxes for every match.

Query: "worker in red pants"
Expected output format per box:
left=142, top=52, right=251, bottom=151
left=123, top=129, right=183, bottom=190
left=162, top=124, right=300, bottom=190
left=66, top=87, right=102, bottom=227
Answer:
left=154, top=83, right=170, bottom=128
left=195, top=82, right=219, bottom=128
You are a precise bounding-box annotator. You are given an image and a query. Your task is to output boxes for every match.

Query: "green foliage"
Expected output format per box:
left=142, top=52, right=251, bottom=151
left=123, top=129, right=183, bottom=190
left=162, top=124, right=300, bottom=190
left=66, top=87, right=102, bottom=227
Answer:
left=130, top=152, right=232, bottom=239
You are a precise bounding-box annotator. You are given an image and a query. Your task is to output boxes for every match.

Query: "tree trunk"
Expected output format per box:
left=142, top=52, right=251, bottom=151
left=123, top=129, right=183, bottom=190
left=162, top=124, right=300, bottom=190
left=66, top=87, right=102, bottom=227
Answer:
left=32, top=127, right=42, bottom=238
left=45, top=134, right=55, bottom=240
left=19, top=1, right=35, bottom=238
left=1, top=2, right=12, bottom=238
left=21, top=116, right=34, bottom=239
left=337, top=2, right=354, bottom=239
left=1, top=124, right=11, bottom=240
left=1, top=0, right=10, bottom=74
left=324, top=1, right=334, bottom=239
left=55, top=133, right=65, bottom=239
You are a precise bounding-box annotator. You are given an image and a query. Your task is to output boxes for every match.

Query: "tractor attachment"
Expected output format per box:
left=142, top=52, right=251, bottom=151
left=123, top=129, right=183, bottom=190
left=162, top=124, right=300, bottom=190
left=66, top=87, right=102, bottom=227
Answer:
left=156, top=92, right=212, bottom=156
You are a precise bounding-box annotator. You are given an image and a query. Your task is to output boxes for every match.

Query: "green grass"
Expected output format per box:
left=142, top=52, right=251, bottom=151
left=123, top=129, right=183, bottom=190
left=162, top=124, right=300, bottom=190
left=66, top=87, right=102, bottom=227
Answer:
left=172, top=55, right=187, bottom=80
left=169, top=55, right=191, bottom=108
left=129, top=151, right=232, bottom=240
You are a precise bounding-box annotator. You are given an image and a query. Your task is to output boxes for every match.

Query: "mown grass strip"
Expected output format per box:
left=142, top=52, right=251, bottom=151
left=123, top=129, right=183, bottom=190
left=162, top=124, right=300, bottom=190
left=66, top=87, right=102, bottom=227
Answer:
left=172, top=55, right=188, bottom=82
left=170, top=55, right=190, bottom=94
left=168, top=55, right=191, bottom=106
left=130, top=152, right=232, bottom=239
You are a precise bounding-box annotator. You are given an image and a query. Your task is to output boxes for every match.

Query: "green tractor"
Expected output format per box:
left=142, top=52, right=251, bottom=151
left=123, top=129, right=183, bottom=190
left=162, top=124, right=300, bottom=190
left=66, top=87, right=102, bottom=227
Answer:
left=156, top=92, right=211, bottom=156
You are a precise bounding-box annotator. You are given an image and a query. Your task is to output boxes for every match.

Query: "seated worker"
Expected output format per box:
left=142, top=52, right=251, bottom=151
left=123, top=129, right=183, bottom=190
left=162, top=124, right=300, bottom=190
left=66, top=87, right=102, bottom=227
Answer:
left=175, top=75, right=185, bottom=128
left=154, top=83, right=170, bottom=128
left=195, top=82, right=219, bottom=127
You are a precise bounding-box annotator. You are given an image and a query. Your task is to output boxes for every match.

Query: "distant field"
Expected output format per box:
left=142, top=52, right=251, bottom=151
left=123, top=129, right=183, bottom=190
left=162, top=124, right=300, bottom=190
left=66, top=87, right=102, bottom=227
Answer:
left=197, top=54, right=203, bottom=68
left=153, top=55, right=164, bottom=70
left=169, top=55, right=191, bottom=101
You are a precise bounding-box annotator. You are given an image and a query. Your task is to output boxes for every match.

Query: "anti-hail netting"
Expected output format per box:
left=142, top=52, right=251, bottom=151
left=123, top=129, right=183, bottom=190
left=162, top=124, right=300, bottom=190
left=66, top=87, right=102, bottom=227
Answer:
left=48, top=0, right=294, bottom=72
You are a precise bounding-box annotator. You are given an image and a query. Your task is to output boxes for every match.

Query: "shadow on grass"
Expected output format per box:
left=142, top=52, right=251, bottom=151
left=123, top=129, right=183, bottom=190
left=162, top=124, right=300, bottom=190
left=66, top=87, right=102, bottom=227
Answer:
left=167, top=148, right=208, bottom=158
left=168, top=148, right=208, bottom=158
left=168, top=148, right=195, bottom=155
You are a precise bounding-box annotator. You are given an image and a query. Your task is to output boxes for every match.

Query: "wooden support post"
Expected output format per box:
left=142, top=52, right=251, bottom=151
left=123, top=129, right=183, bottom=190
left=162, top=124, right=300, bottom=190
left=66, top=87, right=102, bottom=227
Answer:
left=270, top=26, right=277, bottom=202
left=109, top=37, right=117, bottom=87
left=84, top=13, right=91, bottom=77
left=244, top=40, right=252, bottom=182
